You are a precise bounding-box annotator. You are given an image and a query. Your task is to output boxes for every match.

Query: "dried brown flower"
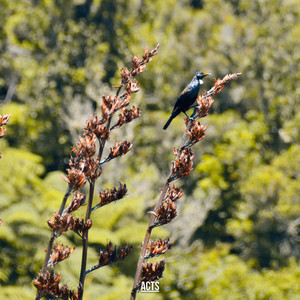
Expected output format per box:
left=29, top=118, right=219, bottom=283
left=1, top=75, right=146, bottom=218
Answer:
left=0, top=114, right=11, bottom=127
left=195, top=96, right=214, bottom=118
left=48, top=212, right=74, bottom=235
left=101, top=95, right=131, bottom=121
left=47, top=244, right=75, bottom=267
left=62, top=168, right=86, bottom=190
left=98, top=242, right=132, bottom=267
left=111, top=106, right=141, bottom=130
left=131, top=64, right=146, bottom=77
left=201, top=73, right=242, bottom=100
left=142, top=44, right=160, bottom=63
left=100, top=140, right=133, bottom=164
left=48, top=212, right=91, bottom=237
left=145, top=239, right=172, bottom=259
left=126, top=79, right=140, bottom=94
left=94, top=183, right=127, bottom=210
left=165, top=185, right=184, bottom=202
left=34, top=269, right=69, bottom=299
left=123, top=44, right=159, bottom=79
left=131, top=55, right=141, bottom=69
left=170, top=148, right=195, bottom=181
left=140, top=259, right=165, bottom=284
left=82, top=157, right=102, bottom=180
left=210, top=73, right=242, bottom=96
left=120, top=67, right=132, bottom=84
left=85, top=115, right=110, bottom=140
left=69, top=285, right=83, bottom=300
left=73, top=218, right=92, bottom=235
left=185, top=120, right=207, bottom=146
left=86, top=242, right=132, bottom=274
left=72, top=135, right=96, bottom=158
left=63, top=192, right=86, bottom=215
left=149, top=198, right=177, bottom=228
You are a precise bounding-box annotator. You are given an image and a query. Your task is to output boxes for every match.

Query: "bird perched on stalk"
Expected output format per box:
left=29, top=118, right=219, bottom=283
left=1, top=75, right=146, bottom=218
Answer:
left=163, top=71, right=210, bottom=130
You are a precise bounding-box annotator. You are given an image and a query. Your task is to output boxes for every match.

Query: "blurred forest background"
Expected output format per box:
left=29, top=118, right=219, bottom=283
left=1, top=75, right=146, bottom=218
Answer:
left=1, top=0, right=300, bottom=299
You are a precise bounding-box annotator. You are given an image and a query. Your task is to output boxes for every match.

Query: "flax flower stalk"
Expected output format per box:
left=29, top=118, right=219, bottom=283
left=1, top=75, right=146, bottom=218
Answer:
left=131, top=73, right=241, bottom=299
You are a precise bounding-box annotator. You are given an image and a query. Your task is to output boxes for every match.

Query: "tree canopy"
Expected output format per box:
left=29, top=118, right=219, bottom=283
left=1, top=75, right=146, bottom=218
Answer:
left=0, top=0, right=299, bottom=299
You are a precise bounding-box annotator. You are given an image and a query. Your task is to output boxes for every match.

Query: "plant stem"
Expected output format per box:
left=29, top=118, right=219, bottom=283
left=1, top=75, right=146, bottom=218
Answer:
left=78, top=180, right=95, bottom=298
left=36, top=190, right=71, bottom=300
left=131, top=121, right=192, bottom=299
left=78, top=86, right=123, bottom=299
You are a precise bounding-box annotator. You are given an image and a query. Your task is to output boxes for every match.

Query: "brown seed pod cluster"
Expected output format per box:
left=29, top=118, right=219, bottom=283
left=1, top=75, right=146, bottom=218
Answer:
left=0, top=113, right=10, bottom=138
left=165, top=185, right=184, bottom=203
left=34, top=269, right=82, bottom=300
left=101, top=140, right=133, bottom=164
left=86, top=242, right=133, bottom=274
left=145, top=238, right=172, bottom=259
left=101, top=95, right=130, bottom=121
left=63, top=192, right=86, bottom=215
left=47, top=244, right=75, bottom=267
left=112, top=106, right=141, bottom=130
left=184, top=120, right=207, bottom=147
left=170, top=148, right=195, bottom=181
left=210, top=73, right=242, bottom=96
left=195, top=95, right=214, bottom=118
left=62, top=168, right=86, bottom=190
left=85, top=115, right=110, bottom=141
left=94, top=183, right=127, bottom=209
left=33, top=270, right=69, bottom=300
left=140, top=260, right=165, bottom=283
left=48, top=212, right=92, bottom=236
left=149, top=198, right=177, bottom=228
left=97, top=242, right=132, bottom=267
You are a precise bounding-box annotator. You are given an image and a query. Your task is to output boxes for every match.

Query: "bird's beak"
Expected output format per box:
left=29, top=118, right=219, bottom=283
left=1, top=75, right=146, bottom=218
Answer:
left=203, top=72, right=211, bottom=77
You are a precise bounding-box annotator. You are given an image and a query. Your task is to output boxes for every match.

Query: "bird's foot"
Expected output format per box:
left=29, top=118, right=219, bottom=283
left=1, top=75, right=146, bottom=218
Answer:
left=183, top=111, right=194, bottom=121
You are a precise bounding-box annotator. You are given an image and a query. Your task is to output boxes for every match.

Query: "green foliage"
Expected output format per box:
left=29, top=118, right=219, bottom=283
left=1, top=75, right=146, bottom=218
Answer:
left=161, top=244, right=300, bottom=300
left=1, top=0, right=300, bottom=298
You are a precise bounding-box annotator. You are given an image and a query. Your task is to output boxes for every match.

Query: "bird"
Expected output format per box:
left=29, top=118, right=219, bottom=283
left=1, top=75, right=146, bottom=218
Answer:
left=163, top=71, right=210, bottom=130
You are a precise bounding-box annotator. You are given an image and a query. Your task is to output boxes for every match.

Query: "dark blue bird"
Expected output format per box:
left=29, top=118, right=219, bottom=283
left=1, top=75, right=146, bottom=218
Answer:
left=163, top=71, right=210, bottom=130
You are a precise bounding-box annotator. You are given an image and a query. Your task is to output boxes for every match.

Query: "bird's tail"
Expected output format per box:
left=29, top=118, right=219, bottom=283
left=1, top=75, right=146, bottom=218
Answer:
left=163, top=115, right=174, bottom=130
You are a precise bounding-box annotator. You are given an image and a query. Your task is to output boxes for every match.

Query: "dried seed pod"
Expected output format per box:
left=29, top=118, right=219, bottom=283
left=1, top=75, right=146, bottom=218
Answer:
left=145, top=238, right=172, bottom=259
left=170, top=148, right=194, bottom=181
left=111, top=106, right=141, bottom=129
left=82, top=157, right=102, bottom=180
left=195, top=96, right=214, bottom=118
left=72, top=135, right=97, bottom=158
left=94, top=183, right=127, bottom=209
left=63, top=192, right=86, bottom=215
left=100, top=141, right=133, bottom=164
left=140, top=259, right=165, bottom=284
left=131, top=55, right=141, bottom=68
left=150, top=198, right=177, bottom=228
left=48, top=244, right=75, bottom=267
left=62, top=168, right=86, bottom=190
left=126, top=79, right=140, bottom=94
left=86, top=242, right=132, bottom=274
left=85, top=115, right=110, bottom=140
left=48, top=212, right=75, bottom=235
left=184, top=120, right=207, bottom=146
left=120, top=68, right=131, bottom=84
left=34, top=269, right=70, bottom=299
left=165, top=185, right=184, bottom=202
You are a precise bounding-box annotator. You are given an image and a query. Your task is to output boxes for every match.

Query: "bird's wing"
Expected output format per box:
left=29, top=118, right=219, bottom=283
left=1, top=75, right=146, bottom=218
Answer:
left=179, top=84, right=193, bottom=98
